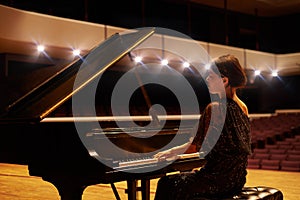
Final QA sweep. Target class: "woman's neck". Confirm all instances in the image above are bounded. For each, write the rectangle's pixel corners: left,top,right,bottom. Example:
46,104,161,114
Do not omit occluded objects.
225,85,235,99
232,90,249,116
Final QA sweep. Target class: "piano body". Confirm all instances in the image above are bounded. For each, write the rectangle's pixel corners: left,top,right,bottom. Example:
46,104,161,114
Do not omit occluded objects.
0,28,207,200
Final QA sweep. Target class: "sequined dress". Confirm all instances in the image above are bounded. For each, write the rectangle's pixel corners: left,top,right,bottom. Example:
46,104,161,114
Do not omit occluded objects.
154,98,251,200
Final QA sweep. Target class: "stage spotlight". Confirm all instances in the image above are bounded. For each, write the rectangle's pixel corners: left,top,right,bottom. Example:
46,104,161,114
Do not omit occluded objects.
204,64,210,70
37,45,45,52
272,70,278,77
161,59,168,65
73,49,81,56
254,70,261,76
134,56,142,63
183,62,190,68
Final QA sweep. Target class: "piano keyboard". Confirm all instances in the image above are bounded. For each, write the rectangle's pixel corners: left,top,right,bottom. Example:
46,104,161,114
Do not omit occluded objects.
114,152,200,170
177,152,200,160
118,157,158,168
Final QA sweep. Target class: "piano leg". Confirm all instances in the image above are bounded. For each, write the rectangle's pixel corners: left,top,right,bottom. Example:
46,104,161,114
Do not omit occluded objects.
141,179,150,200
126,179,151,200
126,180,137,200
42,175,99,200
111,183,121,200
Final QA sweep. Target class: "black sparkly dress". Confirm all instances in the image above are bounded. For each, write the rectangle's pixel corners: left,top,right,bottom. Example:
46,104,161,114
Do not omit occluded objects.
154,98,251,200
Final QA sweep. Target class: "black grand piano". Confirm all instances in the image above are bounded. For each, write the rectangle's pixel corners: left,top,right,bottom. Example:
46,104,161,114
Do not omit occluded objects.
0,28,207,200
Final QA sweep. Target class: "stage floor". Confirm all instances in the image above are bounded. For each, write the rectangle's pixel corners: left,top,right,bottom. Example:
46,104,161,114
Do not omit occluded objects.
0,163,299,200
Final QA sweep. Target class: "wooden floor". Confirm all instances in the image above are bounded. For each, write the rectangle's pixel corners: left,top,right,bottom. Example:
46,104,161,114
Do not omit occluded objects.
0,163,299,200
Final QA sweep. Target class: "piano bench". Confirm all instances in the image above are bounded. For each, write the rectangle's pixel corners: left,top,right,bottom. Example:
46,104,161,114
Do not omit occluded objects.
191,186,283,200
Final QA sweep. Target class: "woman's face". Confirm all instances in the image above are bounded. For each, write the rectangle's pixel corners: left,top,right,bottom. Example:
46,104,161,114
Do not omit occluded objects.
205,69,225,94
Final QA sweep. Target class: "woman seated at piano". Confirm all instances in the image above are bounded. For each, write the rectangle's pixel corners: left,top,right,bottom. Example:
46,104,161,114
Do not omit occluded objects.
154,54,251,200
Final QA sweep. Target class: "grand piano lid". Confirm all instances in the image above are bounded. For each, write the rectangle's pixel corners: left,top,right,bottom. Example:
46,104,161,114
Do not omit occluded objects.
0,27,155,122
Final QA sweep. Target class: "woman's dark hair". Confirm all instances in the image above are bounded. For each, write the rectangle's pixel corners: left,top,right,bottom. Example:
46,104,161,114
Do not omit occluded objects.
211,54,247,88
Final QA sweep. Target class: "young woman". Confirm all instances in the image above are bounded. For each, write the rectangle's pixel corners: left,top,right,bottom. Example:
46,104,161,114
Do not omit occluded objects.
154,54,251,199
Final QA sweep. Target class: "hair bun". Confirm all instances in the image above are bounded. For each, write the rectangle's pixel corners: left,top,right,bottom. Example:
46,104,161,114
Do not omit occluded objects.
213,54,247,87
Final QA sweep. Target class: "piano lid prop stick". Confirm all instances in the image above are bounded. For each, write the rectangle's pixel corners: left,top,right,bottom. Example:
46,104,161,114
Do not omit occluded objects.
133,65,160,126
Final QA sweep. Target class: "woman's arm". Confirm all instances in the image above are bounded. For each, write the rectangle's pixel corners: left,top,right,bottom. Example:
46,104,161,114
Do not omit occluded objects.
153,138,195,160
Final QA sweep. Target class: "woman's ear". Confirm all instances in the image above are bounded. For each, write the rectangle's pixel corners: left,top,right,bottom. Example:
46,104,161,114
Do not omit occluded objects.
222,76,229,87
